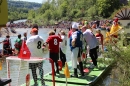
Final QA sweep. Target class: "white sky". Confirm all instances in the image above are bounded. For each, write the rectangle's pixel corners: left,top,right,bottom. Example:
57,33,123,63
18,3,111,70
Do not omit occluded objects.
20,0,46,3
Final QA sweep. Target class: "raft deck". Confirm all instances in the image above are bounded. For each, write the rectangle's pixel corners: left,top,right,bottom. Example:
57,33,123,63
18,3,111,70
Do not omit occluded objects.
21,57,111,86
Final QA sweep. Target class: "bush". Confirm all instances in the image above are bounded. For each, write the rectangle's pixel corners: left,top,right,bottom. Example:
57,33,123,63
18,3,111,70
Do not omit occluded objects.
103,31,130,85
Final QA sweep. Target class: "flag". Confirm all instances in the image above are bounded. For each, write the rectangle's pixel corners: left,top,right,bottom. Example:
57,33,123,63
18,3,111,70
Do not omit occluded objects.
64,62,70,78
18,41,31,59
0,62,2,70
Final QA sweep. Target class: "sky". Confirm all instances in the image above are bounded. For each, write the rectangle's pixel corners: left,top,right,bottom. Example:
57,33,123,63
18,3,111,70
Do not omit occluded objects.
20,0,46,3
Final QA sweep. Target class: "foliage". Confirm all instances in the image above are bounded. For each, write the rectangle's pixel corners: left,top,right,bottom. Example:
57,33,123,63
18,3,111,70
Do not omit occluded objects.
128,1,130,6
26,0,129,25
7,0,129,25
7,0,42,21
102,29,130,85
97,0,122,18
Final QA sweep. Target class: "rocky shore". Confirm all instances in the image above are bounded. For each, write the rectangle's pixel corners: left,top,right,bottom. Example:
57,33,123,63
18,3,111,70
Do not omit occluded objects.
0,27,30,37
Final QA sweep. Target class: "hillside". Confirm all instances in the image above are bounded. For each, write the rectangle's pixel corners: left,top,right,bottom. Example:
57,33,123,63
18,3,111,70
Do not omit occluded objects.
27,0,129,26
7,0,42,21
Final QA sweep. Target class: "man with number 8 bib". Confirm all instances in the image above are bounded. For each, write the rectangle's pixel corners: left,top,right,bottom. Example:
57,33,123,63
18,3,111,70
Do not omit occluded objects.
45,31,62,75
26,28,45,86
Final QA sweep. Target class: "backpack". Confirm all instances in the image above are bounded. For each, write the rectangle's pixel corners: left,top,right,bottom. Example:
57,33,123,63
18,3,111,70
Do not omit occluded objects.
14,39,22,49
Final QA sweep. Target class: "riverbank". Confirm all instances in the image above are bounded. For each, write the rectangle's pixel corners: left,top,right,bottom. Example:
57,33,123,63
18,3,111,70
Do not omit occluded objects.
0,28,31,37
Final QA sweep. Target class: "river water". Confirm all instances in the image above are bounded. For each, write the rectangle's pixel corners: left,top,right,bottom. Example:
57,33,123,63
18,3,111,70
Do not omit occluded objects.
0,28,112,86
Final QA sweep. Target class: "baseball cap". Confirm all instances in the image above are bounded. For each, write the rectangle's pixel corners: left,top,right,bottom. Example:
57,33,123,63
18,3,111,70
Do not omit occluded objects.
72,23,78,29
31,28,38,33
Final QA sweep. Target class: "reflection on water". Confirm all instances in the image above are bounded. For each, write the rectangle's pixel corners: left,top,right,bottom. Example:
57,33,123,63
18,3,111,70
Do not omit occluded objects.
0,28,112,86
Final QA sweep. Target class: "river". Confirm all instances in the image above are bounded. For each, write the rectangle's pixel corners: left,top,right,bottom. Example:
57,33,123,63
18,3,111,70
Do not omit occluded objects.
0,27,113,86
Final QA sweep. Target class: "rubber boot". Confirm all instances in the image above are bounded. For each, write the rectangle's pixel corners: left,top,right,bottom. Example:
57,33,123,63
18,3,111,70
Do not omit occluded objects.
77,65,80,70
79,62,84,76
71,68,78,78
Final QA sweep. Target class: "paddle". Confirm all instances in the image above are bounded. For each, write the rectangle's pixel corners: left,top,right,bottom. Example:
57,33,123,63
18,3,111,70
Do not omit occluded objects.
104,28,123,51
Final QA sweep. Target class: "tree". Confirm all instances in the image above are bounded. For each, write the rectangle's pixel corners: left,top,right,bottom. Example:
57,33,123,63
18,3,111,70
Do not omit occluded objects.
97,0,121,18
59,1,68,17
28,10,35,20
42,10,52,21
119,0,128,5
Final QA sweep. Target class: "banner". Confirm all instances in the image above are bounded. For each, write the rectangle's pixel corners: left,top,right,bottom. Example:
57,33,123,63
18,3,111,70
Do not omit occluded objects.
0,0,8,26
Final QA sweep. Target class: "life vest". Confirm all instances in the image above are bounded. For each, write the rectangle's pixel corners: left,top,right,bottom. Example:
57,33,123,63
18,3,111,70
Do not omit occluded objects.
3,39,10,46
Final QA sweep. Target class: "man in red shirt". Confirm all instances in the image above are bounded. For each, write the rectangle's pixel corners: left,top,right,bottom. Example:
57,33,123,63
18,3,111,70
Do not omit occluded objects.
45,31,62,74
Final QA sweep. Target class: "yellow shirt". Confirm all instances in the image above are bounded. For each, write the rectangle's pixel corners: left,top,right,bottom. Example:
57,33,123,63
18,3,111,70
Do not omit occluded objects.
110,24,122,36
105,32,110,42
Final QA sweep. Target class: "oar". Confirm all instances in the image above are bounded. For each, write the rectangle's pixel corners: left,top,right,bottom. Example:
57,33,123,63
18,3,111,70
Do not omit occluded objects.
104,28,123,39
104,28,123,51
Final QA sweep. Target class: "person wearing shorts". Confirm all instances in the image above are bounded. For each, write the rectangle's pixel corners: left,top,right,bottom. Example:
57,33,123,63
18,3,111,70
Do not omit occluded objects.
26,28,45,86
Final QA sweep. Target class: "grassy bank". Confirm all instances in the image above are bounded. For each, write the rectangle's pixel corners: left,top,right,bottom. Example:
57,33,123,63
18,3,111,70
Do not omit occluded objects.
102,29,130,86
